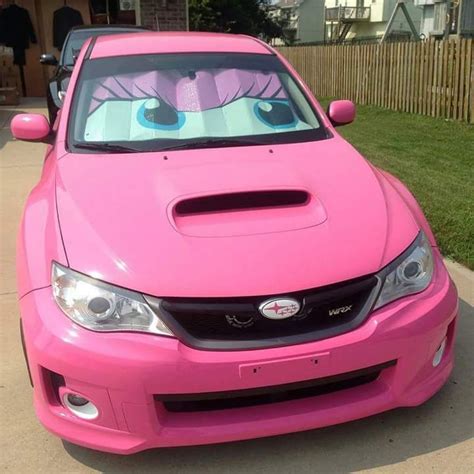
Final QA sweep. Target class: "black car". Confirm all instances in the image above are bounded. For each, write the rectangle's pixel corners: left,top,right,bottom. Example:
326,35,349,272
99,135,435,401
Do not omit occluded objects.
40,24,148,124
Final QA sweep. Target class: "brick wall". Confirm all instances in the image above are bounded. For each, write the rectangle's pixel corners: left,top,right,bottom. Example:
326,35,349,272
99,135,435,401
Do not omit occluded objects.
140,0,187,31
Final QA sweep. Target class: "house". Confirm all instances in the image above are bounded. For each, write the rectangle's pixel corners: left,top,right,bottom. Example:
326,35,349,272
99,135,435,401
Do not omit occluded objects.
415,0,474,38
299,0,327,42
267,0,301,44
89,0,188,30
324,0,422,42
268,0,325,44
139,0,188,31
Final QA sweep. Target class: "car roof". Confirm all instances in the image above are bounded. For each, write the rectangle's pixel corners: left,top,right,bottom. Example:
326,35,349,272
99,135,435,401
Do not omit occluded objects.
70,24,149,33
89,32,273,59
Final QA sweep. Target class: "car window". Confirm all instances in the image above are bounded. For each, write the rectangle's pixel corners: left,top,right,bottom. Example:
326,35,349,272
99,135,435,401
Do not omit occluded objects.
63,30,140,66
69,53,328,152
63,31,94,66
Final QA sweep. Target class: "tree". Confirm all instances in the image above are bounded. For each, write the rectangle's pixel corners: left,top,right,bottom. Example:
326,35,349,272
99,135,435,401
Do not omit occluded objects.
189,0,285,43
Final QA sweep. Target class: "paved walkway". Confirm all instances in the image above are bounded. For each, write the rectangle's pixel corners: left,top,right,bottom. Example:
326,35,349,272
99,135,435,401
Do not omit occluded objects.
1,100,473,473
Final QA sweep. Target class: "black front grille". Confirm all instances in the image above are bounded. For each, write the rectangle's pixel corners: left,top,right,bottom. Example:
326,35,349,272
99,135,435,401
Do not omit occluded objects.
145,274,379,350
156,360,395,413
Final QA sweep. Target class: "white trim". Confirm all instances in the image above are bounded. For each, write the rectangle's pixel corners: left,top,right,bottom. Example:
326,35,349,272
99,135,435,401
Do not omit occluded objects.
63,394,99,420
136,0,142,25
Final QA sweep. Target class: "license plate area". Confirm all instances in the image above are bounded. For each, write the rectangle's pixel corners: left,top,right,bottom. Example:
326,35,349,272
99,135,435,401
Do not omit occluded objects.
239,352,331,386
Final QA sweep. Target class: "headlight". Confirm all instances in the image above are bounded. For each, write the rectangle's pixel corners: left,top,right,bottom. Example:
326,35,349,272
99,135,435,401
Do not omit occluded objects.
374,231,434,310
52,263,173,336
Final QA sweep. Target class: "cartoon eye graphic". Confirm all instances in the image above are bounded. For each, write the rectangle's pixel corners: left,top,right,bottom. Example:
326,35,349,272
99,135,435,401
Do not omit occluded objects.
254,100,296,129
137,98,185,130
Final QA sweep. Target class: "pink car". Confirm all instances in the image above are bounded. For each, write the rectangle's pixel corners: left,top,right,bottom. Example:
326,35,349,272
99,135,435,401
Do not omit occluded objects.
13,32,458,454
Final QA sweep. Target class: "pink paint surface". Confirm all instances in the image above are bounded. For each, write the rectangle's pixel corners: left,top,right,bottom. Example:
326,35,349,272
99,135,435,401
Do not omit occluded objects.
11,113,50,141
328,100,356,125
14,32,458,454
21,254,458,453
54,137,419,297
90,32,272,59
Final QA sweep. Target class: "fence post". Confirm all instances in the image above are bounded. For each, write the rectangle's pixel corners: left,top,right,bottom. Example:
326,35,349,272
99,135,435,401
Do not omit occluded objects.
466,39,472,122
470,40,474,124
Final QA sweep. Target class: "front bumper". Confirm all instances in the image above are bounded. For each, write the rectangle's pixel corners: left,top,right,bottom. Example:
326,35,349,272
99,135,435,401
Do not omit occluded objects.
20,252,458,454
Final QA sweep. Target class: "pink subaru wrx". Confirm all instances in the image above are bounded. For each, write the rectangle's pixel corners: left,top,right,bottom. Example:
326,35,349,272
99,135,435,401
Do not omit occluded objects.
13,32,458,454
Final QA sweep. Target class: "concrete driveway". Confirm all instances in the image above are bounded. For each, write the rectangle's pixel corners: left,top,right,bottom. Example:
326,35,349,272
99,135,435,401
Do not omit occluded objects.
1,100,473,473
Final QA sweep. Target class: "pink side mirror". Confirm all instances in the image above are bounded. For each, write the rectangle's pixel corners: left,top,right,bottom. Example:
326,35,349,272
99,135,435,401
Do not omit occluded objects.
11,114,51,142
327,100,356,126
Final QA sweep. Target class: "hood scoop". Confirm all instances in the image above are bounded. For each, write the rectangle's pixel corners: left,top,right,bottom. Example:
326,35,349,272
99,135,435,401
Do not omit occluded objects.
175,190,310,216
169,189,327,237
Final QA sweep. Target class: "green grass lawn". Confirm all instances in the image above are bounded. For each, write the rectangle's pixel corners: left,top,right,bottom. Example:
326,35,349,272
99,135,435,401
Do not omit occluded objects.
319,100,474,269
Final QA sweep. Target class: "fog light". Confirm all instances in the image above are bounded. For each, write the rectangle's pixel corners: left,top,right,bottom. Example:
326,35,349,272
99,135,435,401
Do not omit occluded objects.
432,338,447,367
63,393,99,420
67,393,88,406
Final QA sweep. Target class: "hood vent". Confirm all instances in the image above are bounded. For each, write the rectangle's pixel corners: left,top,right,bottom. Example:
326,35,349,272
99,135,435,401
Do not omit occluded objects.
175,190,310,216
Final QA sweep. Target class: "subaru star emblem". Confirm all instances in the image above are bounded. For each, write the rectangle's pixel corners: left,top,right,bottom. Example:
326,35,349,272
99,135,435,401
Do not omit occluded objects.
259,298,301,320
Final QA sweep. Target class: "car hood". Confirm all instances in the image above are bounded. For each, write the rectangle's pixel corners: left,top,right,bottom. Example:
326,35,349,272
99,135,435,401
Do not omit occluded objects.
55,137,419,297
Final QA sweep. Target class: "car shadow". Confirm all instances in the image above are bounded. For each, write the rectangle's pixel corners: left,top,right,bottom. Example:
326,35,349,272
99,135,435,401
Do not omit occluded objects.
63,298,473,473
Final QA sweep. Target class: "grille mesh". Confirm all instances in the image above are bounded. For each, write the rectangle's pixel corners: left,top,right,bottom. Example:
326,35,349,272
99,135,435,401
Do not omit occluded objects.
156,360,395,413
146,274,378,350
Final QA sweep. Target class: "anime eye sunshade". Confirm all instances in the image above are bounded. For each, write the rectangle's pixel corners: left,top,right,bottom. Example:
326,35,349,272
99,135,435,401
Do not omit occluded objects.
83,69,313,142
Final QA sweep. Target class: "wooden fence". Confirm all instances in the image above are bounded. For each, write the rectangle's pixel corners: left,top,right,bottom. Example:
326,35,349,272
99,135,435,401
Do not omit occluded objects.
278,39,474,123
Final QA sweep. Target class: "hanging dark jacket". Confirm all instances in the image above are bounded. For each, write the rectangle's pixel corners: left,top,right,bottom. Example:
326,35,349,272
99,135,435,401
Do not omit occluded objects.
0,4,37,49
53,6,84,50
0,4,37,66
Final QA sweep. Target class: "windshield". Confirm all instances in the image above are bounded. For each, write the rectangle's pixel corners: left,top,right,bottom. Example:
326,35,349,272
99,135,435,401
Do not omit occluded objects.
63,30,139,66
68,53,327,152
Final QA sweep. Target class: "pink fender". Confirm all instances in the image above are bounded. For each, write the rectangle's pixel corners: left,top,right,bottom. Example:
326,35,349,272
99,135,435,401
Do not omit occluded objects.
378,169,437,247
17,151,68,298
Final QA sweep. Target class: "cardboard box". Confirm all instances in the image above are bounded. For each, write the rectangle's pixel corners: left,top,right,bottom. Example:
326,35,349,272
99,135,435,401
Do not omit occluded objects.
0,87,20,106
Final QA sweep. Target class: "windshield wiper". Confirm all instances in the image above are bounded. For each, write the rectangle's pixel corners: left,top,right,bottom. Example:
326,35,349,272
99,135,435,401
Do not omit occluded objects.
159,138,265,152
73,143,140,153
73,138,265,154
